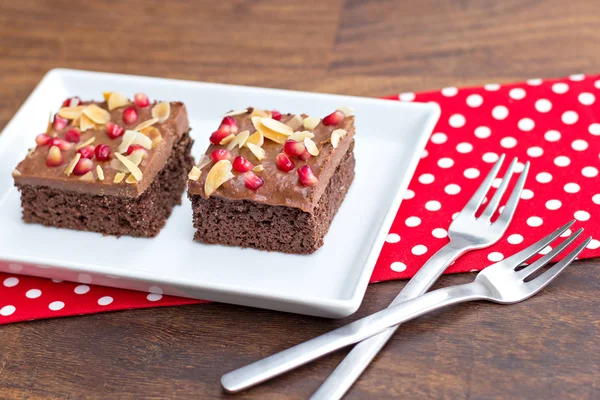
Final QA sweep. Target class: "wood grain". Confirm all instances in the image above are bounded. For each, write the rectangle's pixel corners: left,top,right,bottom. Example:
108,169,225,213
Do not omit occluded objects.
0,0,599,398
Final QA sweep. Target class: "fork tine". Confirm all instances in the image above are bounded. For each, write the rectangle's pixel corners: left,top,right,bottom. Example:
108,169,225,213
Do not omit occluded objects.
480,157,517,220
501,220,576,267
516,228,583,280
524,236,591,295
495,161,530,226
462,154,505,216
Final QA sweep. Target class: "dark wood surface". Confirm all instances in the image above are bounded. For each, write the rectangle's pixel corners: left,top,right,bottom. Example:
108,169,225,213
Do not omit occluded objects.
0,1,599,399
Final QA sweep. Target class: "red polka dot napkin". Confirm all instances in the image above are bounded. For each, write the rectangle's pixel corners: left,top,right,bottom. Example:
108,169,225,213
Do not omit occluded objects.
2,73,600,324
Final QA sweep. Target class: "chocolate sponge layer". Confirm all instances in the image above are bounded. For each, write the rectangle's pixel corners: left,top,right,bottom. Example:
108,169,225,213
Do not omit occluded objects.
17,132,194,238
190,141,355,254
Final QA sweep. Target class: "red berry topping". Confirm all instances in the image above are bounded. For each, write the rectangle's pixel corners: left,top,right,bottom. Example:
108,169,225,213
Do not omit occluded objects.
36,133,51,146
271,110,282,121
52,115,69,130
73,158,94,176
46,145,63,167
283,140,305,157
220,116,239,135
298,150,312,161
276,153,295,172
232,156,253,172
62,97,81,107
297,165,318,187
122,106,139,125
77,145,95,159
244,171,264,191
50,137,73,151
64,128,81,143
211,149,232,162
322,110,345,126
209,125,231,145
94,144,111,161
133,93,150,108
126,144,149,158
106,122,125,139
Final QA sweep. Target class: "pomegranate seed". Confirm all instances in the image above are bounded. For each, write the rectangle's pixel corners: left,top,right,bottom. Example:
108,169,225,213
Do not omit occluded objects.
232,156,253,172
322,110,345,126
211,149,232,162
283,140,305,157
62,97,81,107
220,116,239,134
64,128,81,143
298,150,312,161
52,115,69,130
122,106,139,125
209,125,231,145
50,137,73,151
73,158,94,176
94,144,112,161
35,133,51,146
126,144,149,158
46,146,63,167
77,145,95,159
271,110,282,121
298,165,318,187
133,93,150,108
276,153,295,172
106,122,125,139
244,171,264,191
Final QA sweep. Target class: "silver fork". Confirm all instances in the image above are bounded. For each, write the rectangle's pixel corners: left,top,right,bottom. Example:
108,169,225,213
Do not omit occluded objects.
221,221,589,393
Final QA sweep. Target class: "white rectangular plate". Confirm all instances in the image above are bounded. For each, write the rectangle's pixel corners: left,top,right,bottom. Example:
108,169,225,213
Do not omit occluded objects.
0,69,439,318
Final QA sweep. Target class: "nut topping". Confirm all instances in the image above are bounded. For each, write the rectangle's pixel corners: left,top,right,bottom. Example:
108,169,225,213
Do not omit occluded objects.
64,153,81,176
75,136,96,150
12,169,21,177
288,131,315,142
252,165,264,172
134,118,159,132
118,130,137,153
224,109,248,117
304,138,319,156
302,117,321,130
261,117,293,136
83,104,111,124
188,166,202,181
96,165,104,181
196,154,211,169
140,126,163,148
330,129,347,148
205,159,234,197
245,130,264,147
151,101,170,123
226,130,250,151
107,92,130,110
336,106,355,117
79,114,96,132
246,143,266,161
285,114,304,131
113,172,126,183
57,106,86,120
126,174,138,184
115,153,143,181
79,171,95,182
220,133,235,145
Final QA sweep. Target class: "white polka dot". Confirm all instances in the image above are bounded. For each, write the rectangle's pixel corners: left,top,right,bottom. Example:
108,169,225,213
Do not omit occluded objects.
564,183,581,193
452,212,459,220
518,118,535,131
464,168,480,179
561,229,573,238
527,216,543,227
474,126,491,139
491,178,502,189
492,106,509,120
403,189,415,200
554,156,571,167
456,142,473,153
449,114,466,128
579,92,595,105
527,78,543,85
466,94,483,107
437,157,454,168
0,305,16,316
390,262,407,272
78,273,92,284
593,194,600,204
574,210,590,221
589,123,600,136
539,246,552,255
488,252,504,262
572,139,588,151
526,147,543,157
48,301,64,311
569,74,585,81
420,149,428,159
431,132,447,144
544,130,561,142
582,166,599,178
399,92,415,101
74,285,90,295
507,234,524,244
536,172,552,184
411,245,428,256
8,264,23,272
482,152,499,163
586,239,600,250
595,80,600,89
441,87,458,97
432,228,448,239
500,137,517,148
535,99,552,113
386,233,400,243
25,289,42,299
147,294,163,302
3,277,18,287
444,184,461,195
563,111,580,125
405,216,421,227
546,199,562,210
509,88,526,100
552,82,569,94
418,173,434,184
425,200,442,211
521,189,534,200
98,296,114,306
484,83,500,91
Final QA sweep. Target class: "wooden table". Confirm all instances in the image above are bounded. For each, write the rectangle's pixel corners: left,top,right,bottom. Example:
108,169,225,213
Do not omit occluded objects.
1,1,599,398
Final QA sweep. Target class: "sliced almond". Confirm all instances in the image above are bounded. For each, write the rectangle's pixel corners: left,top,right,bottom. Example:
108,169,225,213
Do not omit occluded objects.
302,116,321,130
64,153,81,176
261,117,293,136
46,111,53,134
79,114,96,132
75,136,96,150
134,118,159,132
131,132,153,149
252,165,264,172
336,106,355,117
304,138,319,156
330,129,347,149
285,114,304,131
115,153,143,181
107,92,130,111
140,126,163,148
102,92,113,102
246,143,266,161
289,130,314,142
250,108,269,118
151,101,170,123
126,174,138,184
12,169,21,177
83,104,111,124
96,165,104,181
114,172,126,183
245,130,264,147
220,133,235,145
197,154,211,169
58,106,86,120
118,130,138,153
188,166,202,181
253,119,288,144
224,109,248,117
251,116,263,131
127,151,145,167
226,130,250,151
80,171,95,182
204,160,234,197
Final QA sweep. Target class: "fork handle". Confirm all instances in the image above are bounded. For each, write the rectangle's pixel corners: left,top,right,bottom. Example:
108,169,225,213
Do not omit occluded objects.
221,282,488,393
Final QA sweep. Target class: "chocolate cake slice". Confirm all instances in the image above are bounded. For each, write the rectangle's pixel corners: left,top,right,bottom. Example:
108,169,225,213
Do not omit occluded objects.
187,107,355,254
12,93,194,237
